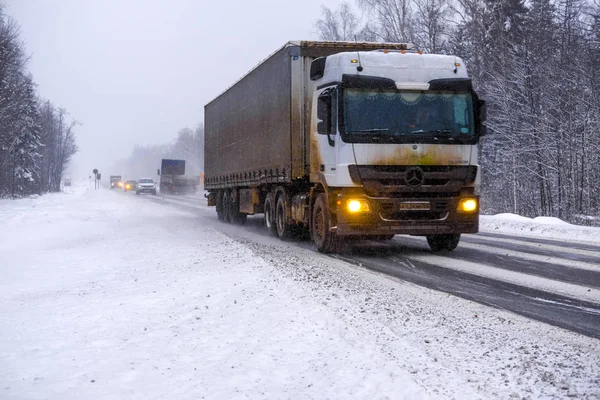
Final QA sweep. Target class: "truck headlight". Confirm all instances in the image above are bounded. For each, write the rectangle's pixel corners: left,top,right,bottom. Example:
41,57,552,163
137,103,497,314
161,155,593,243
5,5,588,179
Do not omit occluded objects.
346,199,371,213
457,198,478,213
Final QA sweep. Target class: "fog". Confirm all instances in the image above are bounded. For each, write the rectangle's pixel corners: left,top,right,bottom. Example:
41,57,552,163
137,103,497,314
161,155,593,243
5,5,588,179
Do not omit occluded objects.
4,0,341,179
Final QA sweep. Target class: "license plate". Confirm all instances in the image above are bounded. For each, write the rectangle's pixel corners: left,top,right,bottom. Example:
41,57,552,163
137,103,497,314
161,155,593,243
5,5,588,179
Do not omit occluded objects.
400,201,430,211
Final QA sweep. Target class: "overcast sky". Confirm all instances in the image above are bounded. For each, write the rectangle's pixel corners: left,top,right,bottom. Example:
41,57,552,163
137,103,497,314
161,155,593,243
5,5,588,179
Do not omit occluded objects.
4,0,342,178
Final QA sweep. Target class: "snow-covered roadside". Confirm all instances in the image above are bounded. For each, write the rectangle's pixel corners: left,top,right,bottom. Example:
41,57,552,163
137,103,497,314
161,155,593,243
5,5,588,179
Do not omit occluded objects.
481,213,600,245
0,186,428,400
243,242,600,399
1,186,599,399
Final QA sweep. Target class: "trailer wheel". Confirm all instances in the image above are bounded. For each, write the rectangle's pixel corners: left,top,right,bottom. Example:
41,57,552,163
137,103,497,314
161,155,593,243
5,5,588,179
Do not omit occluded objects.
222,190,232,223
426,234,460,252
275,194,293,239
311,193,342,253
264,193,276,234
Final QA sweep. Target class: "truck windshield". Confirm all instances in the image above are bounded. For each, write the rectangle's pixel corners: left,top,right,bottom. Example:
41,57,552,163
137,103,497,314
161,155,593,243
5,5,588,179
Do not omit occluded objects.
343,89,475,141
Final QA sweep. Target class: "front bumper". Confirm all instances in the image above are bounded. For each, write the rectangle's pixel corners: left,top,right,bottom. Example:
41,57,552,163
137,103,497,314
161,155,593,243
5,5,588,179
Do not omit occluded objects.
137,187,156,193
335,193,479,236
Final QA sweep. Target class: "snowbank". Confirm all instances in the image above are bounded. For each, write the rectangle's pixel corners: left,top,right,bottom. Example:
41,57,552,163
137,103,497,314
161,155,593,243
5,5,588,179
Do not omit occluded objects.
481,213,600,244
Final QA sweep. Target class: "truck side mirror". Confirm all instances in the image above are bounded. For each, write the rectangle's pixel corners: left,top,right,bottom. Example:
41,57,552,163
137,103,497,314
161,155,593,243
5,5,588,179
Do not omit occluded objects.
317,91,335,146
157,169,161,176
476,99,487,137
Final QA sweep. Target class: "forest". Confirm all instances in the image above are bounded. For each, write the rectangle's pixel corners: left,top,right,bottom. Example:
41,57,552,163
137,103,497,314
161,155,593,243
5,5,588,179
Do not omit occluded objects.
0,6,77,197
316,0,600,224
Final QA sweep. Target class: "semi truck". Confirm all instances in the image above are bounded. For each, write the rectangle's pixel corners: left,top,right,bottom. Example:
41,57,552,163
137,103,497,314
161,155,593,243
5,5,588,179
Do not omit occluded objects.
110,175,122,189
204,41,486,253
158,159,200,194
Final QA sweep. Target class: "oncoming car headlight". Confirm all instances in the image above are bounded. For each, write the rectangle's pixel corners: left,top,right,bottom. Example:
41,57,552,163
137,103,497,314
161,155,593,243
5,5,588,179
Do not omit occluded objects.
457,198,478,213
345,199,371,213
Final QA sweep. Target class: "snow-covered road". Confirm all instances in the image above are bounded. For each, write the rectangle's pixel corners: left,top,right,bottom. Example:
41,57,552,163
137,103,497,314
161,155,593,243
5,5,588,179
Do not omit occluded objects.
1,185,599,399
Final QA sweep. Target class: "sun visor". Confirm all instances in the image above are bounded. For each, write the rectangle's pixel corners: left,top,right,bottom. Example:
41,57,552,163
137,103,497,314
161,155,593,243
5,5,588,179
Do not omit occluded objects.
428,78,473,92
341,74,396,90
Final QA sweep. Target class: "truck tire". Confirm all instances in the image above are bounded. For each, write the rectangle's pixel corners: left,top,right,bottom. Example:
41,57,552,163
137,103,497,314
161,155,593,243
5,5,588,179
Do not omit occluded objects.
311,193,342,253
275,194,293,239
426,234,460,252
222,190,232,223
264,193,276,234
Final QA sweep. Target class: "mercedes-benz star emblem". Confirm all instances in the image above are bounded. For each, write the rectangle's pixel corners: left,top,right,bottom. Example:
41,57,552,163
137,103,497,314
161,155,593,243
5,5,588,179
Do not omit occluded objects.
405,167,425,186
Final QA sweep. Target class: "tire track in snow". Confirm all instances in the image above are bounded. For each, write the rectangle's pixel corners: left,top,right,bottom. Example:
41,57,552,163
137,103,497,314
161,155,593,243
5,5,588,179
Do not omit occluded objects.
332,250,600,339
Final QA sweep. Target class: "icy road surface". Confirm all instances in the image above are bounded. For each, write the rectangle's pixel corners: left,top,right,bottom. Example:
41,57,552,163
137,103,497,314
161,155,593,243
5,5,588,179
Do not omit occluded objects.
1,185,599,399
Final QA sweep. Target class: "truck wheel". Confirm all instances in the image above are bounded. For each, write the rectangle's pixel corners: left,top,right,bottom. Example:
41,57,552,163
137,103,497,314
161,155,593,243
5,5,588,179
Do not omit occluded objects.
311,193,342,253
275,194,293,239
264,194,276,234
222,190,232,223
426,234,460,252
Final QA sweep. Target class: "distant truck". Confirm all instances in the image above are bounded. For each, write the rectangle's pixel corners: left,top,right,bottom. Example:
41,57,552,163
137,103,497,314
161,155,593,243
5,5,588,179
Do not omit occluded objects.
63,178,72,187
158,159,200,194
110,175,122,189
204,41,486,253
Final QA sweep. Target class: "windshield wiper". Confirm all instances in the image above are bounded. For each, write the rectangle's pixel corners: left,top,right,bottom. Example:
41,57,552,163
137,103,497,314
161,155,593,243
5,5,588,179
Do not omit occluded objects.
410,128,455,134
351,128,390,133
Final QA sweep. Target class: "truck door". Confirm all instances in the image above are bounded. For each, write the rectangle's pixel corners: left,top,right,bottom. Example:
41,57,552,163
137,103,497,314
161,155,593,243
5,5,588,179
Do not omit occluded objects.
313,87,338,182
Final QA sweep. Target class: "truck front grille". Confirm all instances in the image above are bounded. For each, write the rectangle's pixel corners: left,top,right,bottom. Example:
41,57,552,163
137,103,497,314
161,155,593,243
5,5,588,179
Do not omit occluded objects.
348,165,477,196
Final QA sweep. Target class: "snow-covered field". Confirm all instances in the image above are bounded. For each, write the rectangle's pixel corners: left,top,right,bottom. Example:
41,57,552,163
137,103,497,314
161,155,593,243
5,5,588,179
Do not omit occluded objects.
1,185,599,399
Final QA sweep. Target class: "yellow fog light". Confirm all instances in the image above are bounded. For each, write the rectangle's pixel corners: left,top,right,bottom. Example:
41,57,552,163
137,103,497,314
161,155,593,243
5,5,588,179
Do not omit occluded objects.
458,198,478,213
347,199,371,213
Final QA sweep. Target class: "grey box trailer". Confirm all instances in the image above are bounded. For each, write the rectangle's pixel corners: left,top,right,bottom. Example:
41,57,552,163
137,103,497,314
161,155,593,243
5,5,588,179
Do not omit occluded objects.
204,41,413,189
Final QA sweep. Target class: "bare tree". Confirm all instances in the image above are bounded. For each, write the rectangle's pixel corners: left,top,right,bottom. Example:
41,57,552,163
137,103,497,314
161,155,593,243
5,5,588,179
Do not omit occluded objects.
315,2,361,41
358,0,415,43
412,0,452,52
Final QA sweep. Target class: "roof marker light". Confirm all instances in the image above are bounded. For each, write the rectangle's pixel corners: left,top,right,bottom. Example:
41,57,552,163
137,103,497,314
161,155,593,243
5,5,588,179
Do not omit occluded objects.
401,50,406,54
351,59,358,63
455,62,461,67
